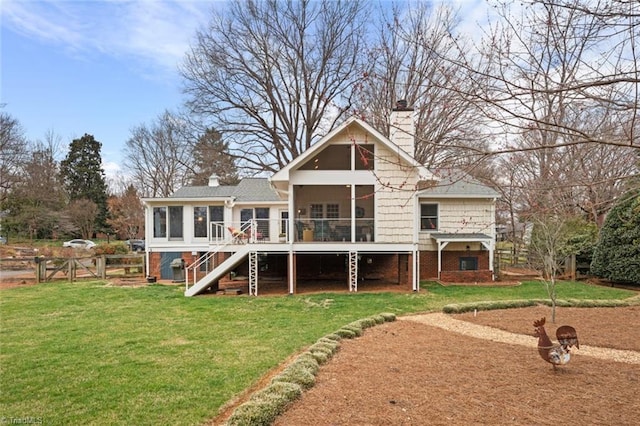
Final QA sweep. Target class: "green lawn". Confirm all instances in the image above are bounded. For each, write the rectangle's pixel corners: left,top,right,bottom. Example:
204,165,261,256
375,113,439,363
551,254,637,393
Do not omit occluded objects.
0,281,634,425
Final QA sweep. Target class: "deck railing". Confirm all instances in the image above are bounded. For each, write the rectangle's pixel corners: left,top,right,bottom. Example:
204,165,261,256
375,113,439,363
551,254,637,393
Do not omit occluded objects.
209,218,376,244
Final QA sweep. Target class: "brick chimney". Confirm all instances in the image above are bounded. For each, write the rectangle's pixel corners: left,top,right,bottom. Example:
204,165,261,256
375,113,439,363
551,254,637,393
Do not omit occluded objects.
208,175,220,187
389,100,415,158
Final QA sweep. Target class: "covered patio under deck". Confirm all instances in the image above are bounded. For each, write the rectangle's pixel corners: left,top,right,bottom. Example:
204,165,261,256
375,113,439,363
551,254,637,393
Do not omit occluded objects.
190,242,417,296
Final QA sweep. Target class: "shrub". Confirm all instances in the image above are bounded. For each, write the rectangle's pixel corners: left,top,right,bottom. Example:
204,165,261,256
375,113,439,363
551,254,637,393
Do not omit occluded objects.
309,341,338,356
251,381,302,405
94,242,129,255
226,401,270,426
340,325,362,337
352,317,377,329
372,314,386,324
591,191,640,284
309,351,329,364
442,298,633,314
380,312,397,322
290,353,320,374
443,300,536,314
322,333,342,341
334,328,357,339
227,377,303,425
318,336,341,345
271,366,316,389
563,298,630,308
269,352,319,390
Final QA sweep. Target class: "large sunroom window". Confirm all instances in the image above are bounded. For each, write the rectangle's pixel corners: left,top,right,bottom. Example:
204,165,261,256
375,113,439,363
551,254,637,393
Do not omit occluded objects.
169,206,183,239
194,207,207,238
153,207,167,238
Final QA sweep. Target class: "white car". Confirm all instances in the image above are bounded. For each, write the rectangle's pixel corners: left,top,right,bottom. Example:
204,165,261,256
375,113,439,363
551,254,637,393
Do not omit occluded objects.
63,239,97,249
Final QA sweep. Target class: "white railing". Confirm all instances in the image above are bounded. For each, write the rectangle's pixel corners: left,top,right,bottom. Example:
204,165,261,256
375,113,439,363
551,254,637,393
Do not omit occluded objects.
185,245,220,292
208,218,376,244
292,218,375,242
210,220,270,244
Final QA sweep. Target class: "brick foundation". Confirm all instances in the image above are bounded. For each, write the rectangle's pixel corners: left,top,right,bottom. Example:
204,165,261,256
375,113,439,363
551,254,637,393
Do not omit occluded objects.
440,270,493,282
419,250,493,282
419,251,439,280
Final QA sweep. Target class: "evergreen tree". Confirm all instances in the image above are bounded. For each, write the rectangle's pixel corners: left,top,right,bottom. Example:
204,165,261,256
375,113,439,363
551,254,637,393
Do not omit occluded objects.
190,128,238,186
59,134,110,233
591,191,640,284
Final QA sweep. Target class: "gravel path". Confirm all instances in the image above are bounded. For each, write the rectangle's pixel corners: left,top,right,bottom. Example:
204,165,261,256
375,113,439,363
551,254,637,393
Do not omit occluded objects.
400,312,640,364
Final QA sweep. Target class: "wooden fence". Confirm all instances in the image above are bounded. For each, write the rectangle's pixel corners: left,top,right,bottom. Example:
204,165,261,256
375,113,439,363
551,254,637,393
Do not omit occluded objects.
31,254,146,283
495,247,584,280
495,246,530,267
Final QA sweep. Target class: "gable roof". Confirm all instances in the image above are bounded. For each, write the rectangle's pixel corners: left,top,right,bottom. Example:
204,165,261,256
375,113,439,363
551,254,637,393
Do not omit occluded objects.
168,178,282,202
417,169,500,199
270,116,434,183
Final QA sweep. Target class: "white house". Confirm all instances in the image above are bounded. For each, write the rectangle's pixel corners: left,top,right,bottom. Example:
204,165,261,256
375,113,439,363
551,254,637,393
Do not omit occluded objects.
142,103,499,296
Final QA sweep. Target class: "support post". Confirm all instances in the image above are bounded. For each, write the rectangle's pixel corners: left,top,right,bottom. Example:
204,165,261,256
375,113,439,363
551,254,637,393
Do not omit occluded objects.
349,251,358,292
288,251,296,294
35,257,43,283
68,258,75,283
98,255,106,279
411,246,420,291
248,251,258,296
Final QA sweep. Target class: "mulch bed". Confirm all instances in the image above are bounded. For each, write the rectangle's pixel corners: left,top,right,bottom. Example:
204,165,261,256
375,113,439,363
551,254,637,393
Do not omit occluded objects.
271,306,640,426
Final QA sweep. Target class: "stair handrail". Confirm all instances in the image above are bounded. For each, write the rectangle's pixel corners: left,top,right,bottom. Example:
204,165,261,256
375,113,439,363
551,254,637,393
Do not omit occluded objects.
185,242,225,292
184,221,257,292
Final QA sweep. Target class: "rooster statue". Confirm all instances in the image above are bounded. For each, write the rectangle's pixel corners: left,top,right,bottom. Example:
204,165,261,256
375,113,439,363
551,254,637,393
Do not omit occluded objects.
533,317,579,369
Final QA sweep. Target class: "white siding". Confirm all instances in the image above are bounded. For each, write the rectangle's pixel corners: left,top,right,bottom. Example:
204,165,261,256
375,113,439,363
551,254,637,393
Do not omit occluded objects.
389,109,414,157
418,198,496,250
374,143,419,242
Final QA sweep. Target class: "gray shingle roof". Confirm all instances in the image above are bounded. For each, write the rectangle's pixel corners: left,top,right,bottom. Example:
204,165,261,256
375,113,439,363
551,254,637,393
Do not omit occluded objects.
417,169,500,198
170,178,282,202
430,232,493,241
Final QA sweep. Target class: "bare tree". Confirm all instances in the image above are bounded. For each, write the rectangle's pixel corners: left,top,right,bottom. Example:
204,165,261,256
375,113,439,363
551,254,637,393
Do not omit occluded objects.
459,0,640,239
2,131,70,240
181,0,369,173
527,212,596,321
107,185,144,240
68,199,98,239
0,111,28,205
124,110,192,197
355,2,489,170
558,139,637,226
464,0,639,151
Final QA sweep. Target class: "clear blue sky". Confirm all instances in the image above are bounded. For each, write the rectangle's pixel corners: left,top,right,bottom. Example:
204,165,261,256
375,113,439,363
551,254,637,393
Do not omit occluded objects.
1,0,488,181
1,0,215,179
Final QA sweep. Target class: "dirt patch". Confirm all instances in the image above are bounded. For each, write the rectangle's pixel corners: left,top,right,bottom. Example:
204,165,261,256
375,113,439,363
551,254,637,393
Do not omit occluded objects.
270,306,640,426
452,305,640,352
